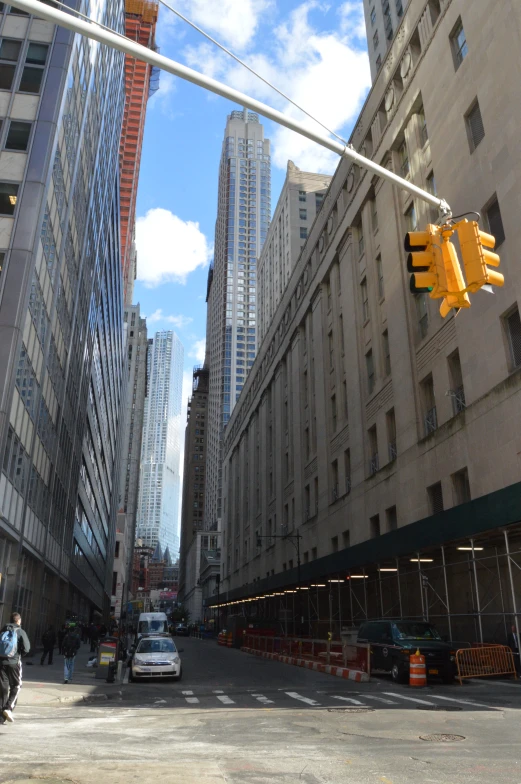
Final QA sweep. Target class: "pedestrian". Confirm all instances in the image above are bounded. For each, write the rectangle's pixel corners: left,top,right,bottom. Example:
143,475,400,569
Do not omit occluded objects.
40,624,56,665
57,624,66,655
0,611,31,724
89,623,98,653
62,624,81,684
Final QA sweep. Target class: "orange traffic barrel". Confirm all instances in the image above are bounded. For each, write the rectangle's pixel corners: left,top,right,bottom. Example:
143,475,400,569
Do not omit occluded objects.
409,649,427,687
227,633,233,648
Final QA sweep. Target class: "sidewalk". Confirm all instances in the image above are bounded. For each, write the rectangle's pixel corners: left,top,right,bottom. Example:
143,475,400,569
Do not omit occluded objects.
20,642,123,706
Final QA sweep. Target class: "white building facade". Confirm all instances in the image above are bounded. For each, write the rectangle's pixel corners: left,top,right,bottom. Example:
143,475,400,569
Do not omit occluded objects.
204,110,271,526
137,330,184,556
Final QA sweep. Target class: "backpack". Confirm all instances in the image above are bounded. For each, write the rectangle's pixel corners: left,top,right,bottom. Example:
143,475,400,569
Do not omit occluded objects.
0,627,18,659
63,633,79,658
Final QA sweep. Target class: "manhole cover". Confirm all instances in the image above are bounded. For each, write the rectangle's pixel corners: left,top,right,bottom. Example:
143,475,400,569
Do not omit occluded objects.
417,706,462,711
419,734,465,742
327,707,375,713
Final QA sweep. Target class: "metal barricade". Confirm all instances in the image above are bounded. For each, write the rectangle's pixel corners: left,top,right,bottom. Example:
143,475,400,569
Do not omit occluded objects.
455,644,517,684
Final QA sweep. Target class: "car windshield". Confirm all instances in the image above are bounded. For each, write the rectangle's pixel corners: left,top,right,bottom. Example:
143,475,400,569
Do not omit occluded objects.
392,622,442,641
138,620,167,634
137,638,176,653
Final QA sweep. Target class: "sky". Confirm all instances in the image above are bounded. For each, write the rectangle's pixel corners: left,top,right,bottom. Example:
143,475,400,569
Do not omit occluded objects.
132,0,372,521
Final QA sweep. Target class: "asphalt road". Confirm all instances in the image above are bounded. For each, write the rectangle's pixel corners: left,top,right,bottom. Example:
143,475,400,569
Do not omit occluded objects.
3,637,521,784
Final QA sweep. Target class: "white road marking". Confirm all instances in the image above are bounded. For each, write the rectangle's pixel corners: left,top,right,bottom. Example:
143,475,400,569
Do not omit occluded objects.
363,695,399,704
384,692,436,705
213,690,224,694
429,694,502,710
251,693,275,705
182,690,199,704
217,695,235,705
285,691,321,706
331,696,366,705
182,690,194,695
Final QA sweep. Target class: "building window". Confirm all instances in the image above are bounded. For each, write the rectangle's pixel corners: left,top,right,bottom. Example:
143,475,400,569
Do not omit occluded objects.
358,225,365,257
361,278,369,321
386,505,397,531
328,330,334,368
452,467,471,505
371,199,378,232
485,197,505,247
399,141,410,177
299,190,306,202
331,394,337,432
376,255,384,299
405,203,417,231
373,29,379,50
386,407,396,460
314,477,319,514
366,350,375,394
299,226,308,239
421,374,437,435
0,182,19,216
418,107,428,146
450,17,468,69
19,43,49,94
5,121,31,151
299,208,307,220
427,481,444,514
382,330,391,376
466,100,485,152
376,54,382,70
370,514,380,538
343,530,351,548
305,484,310,518
332,459,339,500
331,536,339,552
416,293,429,339
448,350,466,414
368,425,378,475
0,38,22,90
505,307,521,369
370,5,376,24
426,171,437,196
395,0,403,16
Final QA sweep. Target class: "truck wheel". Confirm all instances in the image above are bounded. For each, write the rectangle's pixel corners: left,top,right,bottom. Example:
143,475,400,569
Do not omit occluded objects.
391,661,407,684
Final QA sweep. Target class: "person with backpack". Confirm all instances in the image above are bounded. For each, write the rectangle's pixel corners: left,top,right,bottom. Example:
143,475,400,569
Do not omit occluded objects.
62,624,81,684
0,611,31,723
40,624,56,665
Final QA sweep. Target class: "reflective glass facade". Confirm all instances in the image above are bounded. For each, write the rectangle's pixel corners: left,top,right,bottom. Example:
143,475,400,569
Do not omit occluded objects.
0,0,126,639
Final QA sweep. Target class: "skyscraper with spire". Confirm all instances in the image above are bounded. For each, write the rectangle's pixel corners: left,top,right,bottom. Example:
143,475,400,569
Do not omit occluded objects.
204,110,271,527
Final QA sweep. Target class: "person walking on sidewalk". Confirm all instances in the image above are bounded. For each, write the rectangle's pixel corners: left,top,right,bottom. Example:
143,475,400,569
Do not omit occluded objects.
40,624,56,665
62,625,81,684
0,612,31,724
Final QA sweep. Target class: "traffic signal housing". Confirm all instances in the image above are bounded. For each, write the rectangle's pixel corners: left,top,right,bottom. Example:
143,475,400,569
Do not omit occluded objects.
456,219,504,293
405,225,444,295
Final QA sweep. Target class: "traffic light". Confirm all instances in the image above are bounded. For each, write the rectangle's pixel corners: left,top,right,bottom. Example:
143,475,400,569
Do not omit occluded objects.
438,226,470,317
404,225,442,295
456,219,504,293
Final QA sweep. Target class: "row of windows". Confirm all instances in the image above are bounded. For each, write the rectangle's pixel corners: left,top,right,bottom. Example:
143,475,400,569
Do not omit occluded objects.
0,38,49,94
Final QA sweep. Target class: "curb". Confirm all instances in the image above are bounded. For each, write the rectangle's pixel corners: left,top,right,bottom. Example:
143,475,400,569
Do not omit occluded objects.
240,646,369,682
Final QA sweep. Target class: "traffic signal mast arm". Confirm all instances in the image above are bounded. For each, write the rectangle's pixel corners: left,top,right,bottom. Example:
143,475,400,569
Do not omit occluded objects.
8,0,451,220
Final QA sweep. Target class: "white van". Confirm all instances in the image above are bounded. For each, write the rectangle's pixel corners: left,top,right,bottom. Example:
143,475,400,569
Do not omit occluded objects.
137,612,170,639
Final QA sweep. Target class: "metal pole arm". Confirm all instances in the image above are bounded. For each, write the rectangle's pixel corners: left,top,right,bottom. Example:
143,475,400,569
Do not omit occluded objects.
9,0,451,216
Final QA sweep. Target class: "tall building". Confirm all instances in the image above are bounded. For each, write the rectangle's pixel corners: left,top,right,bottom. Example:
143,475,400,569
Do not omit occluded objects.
257,161,331,345
0,0,126,638
204,110,271,527
137,331,183,556
119,0,159,305
363,0,410,81
214,0,521,645
178,364,212,622
113,305,148,619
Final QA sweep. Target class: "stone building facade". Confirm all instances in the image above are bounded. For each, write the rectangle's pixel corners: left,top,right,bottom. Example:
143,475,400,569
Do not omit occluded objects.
215,0,521,643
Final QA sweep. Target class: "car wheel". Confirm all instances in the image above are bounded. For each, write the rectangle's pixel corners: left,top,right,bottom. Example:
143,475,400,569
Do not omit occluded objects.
391,661,407,684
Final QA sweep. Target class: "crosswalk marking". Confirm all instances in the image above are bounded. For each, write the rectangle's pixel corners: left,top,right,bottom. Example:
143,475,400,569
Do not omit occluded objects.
182,690,200,704
213,690,224,694
285,691,321,706
430,694,500,710
217,695,235,705
384,692,436,706
363,695,398,705
331,696,366,705
251,693,275,705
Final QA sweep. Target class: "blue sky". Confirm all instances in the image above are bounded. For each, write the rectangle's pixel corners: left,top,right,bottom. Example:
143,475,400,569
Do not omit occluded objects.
133,0,372,407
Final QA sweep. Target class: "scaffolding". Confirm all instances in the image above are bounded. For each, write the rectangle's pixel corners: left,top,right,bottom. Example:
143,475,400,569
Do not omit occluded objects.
219,524,521,647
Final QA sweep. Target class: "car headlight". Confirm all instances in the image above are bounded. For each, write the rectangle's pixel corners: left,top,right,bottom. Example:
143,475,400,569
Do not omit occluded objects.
173,656,180,664
450,655,456,662
134,656,145,664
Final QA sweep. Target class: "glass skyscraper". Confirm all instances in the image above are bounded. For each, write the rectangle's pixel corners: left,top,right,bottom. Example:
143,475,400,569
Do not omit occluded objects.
137,331,184,557
0,1,126,636
204,109,271,525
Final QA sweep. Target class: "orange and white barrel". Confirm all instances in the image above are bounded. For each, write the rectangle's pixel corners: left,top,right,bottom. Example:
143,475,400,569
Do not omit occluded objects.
409,649,427,687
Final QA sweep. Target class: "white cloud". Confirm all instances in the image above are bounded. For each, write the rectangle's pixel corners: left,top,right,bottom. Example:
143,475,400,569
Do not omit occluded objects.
174,0,273,50
189,338,206,364
181,1,371,174
136,208,213,287
146,309,193,329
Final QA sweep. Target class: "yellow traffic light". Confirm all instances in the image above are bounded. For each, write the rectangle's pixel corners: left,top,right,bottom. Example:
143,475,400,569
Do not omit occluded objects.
438,227,470,316
456,219,504,293
405,225,444,295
